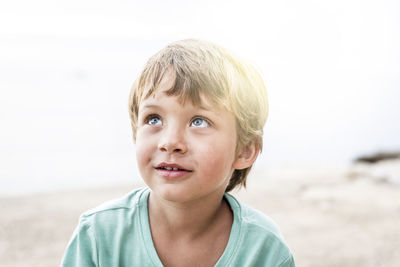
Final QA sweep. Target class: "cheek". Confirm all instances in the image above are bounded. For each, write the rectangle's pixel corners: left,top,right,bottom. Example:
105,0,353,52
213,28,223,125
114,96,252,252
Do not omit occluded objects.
135,134,153,168
197,138,237,176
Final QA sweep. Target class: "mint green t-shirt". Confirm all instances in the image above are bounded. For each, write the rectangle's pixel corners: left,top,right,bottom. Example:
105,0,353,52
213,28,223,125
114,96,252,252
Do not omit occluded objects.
61,187,294,267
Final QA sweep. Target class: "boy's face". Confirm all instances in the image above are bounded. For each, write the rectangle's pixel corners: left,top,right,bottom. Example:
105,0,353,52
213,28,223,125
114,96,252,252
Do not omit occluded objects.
135,73,243,203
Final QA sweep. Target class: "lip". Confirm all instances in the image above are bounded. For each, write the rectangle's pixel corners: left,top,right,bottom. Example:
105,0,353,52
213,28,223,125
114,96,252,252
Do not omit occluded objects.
155,162,192,179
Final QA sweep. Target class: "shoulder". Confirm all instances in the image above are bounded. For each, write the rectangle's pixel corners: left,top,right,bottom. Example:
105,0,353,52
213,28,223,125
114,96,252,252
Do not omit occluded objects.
225,193,294,266
225,193,283,238
62,187,152,266
83,187,148,215
78,187,149,228
240,201,283,238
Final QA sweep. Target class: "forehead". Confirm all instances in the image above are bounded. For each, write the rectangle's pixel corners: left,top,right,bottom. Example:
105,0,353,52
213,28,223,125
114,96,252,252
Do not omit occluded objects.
139,70,224,111
139,88,216,113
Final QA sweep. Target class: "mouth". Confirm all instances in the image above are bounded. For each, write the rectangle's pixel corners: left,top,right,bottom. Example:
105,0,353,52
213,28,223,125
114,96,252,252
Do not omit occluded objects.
155,163,193,173
156,166,188,171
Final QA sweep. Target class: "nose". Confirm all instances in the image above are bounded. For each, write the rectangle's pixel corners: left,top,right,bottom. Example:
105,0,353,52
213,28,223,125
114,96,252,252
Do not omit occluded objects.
157,126,188,154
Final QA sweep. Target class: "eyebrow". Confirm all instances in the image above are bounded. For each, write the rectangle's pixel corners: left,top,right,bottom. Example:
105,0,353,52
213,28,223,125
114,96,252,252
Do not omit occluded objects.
197,104,212,111
140,102,213,112
140,104,162,110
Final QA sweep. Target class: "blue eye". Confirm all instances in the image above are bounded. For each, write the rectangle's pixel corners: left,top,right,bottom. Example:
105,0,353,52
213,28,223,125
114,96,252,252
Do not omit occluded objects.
147,115,162,125
191,117,209,128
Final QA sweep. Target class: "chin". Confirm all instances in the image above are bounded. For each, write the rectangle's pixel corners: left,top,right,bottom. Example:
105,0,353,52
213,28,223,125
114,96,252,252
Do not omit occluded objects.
150,185,193,203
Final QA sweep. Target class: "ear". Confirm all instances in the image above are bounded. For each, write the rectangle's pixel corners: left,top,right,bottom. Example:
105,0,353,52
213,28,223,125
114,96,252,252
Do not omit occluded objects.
232,143,260,170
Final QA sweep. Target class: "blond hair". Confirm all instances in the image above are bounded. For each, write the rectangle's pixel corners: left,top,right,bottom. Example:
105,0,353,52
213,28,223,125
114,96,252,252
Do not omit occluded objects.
128,39,268,192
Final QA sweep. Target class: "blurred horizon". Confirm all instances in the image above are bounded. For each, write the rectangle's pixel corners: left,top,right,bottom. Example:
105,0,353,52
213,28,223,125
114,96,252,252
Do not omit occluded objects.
1,0,399,195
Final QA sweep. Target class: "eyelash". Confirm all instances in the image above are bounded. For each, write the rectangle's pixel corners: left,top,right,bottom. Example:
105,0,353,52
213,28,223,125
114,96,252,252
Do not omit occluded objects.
190,116,211,127
144,114,162,125
142,114,212,127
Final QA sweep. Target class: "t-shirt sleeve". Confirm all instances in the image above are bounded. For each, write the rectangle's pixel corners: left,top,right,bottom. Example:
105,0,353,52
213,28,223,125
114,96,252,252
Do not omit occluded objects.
61,216,98,267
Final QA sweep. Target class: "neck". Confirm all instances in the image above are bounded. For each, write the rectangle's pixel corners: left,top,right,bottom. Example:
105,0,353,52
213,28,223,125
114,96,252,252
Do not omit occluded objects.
148,191,232,240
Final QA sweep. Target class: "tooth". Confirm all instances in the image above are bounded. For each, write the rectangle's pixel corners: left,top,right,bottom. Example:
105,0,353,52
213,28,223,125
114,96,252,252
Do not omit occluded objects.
166,167,172,171
173,167,178,171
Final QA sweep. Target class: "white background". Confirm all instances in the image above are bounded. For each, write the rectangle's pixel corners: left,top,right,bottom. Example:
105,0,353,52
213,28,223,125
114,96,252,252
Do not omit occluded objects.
0,0,399,194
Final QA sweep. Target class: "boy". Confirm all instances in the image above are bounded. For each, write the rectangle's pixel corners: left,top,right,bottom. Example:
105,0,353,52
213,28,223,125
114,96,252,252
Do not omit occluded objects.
61,39,295,266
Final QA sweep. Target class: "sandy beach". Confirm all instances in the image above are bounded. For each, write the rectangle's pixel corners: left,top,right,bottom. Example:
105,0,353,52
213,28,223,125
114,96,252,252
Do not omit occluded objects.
1,165,399,267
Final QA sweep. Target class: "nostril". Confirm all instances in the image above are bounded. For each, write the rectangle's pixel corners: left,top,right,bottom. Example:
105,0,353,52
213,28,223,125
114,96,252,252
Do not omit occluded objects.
158,142,187,154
